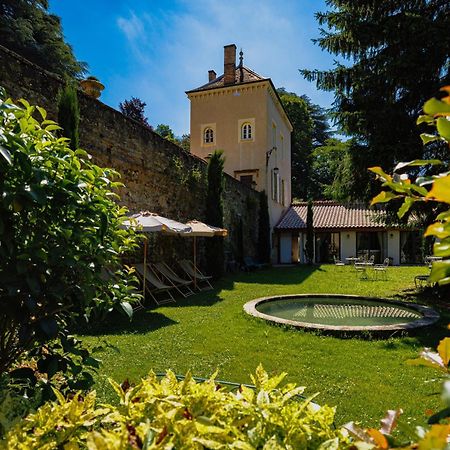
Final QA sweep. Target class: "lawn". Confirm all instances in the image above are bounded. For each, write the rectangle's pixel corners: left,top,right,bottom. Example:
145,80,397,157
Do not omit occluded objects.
81,264,448,430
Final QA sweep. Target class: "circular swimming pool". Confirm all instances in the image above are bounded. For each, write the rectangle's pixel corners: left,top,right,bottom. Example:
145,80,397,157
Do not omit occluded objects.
244,294,439,333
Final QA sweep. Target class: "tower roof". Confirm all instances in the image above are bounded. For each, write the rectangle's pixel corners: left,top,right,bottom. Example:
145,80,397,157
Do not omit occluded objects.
186,66,268,94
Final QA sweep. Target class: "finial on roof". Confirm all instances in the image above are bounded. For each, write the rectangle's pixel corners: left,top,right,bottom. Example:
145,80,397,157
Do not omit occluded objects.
239,48,244,67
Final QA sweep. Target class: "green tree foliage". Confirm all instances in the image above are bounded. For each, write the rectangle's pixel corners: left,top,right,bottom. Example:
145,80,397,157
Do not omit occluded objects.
177,133,190,152
0,91,140,375
205,150,225,279
310,138,352,200
0,0,87,78
155,123,176,142
302,0,450,200
371,88,450,285
257,190,270,263
278,89,314,200
278,89,331,200
57,83,79,150
305,200,314,264
118,97,152,129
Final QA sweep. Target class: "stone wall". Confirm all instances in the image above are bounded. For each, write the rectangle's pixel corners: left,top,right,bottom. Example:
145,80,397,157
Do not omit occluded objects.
0,44,260,268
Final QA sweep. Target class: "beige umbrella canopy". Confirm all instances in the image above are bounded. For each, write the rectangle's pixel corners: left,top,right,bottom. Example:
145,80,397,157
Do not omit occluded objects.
122,211,192,299
181,220,228,288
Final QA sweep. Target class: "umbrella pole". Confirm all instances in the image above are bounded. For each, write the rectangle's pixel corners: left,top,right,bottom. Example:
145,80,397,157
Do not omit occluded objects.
193,236,197,290
143,238,148,301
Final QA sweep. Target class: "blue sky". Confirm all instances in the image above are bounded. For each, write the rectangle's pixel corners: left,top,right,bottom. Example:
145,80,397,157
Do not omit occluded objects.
49,0,336,137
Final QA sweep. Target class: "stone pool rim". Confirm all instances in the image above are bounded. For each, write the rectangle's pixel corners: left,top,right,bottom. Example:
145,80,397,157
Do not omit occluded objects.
243,294,440,333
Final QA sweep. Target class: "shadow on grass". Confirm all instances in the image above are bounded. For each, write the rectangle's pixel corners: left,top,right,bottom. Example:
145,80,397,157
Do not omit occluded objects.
78,311,178,337
229,264,322,286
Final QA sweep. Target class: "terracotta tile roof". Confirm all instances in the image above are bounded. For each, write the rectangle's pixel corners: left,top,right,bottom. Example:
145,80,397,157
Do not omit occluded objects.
276,201,387,231
186,66,267,93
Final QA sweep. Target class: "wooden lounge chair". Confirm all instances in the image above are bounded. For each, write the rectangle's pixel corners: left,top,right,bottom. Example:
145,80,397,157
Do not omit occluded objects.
152,262,195,298
178,259,213,291
134,263,176,305
333,256,345,266
242,256,265,271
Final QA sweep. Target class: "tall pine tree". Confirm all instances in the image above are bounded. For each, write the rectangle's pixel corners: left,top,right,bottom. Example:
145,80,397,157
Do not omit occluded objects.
302,0,450,200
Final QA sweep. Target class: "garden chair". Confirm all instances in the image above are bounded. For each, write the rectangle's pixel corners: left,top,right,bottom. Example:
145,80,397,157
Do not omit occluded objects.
152,262,195,298
134,263,176,305
333,256,345,266
373,258,390,280
242,256,265,271
178,260,213,291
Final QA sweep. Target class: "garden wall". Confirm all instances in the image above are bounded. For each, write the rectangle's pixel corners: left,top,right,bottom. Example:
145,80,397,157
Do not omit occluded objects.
0,44,260,267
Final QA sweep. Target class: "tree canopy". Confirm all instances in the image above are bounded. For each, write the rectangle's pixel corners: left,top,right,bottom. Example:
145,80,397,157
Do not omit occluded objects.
0,0,87,78
277,89,331,200
119,97,152,129
302,0,450,200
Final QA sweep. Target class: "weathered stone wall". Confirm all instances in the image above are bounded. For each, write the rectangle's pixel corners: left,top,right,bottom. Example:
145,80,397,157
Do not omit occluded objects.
0,44,260,268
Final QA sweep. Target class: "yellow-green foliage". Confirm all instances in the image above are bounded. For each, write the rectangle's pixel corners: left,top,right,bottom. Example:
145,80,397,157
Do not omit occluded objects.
2,366,349,449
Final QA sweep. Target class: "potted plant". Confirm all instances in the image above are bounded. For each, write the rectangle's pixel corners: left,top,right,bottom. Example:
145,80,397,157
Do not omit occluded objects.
79,76,105,99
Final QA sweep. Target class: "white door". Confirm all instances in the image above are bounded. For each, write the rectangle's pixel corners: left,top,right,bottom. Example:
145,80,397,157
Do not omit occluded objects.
280,233,292,264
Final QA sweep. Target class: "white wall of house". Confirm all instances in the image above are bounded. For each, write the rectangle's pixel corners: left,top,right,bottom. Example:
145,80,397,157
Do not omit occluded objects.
340,231,356,260
280,232,292,263
387,230,400,265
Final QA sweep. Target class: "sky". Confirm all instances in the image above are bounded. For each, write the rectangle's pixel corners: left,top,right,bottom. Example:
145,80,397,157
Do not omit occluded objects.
49,0,336,137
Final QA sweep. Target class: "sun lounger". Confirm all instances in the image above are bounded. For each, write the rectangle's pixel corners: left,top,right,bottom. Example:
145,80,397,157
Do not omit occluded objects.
135,263,176,305
242,256,266,271
152,262,195,298
178,259,213,291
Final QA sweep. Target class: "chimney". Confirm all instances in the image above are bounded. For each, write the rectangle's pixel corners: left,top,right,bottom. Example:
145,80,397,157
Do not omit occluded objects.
223,44,236,85
208,70,216,82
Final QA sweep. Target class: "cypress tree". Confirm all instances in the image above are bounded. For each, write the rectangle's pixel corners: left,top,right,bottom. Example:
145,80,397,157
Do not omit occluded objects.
58,83,80,150
205,150,224,279
257,191,271,263
305,200,314,264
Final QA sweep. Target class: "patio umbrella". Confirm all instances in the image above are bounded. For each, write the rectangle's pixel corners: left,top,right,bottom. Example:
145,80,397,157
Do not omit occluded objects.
181,220,228,288
122,211,192,299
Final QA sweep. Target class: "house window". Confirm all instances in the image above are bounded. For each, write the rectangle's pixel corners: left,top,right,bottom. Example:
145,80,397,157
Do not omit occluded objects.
241,123,252,140
240,174,253,188
271,170,280,202
204,127,214,144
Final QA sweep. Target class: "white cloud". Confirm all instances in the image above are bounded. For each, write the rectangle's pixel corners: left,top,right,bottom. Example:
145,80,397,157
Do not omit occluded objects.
111,0,334,136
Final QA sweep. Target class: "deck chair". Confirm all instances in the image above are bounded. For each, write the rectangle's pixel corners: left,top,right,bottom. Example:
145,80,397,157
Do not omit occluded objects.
152,262,195,298
134,263,176,305
178,259,213,291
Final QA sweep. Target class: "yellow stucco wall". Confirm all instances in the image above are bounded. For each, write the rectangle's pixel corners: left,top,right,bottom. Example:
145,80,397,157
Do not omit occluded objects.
188,80,292,235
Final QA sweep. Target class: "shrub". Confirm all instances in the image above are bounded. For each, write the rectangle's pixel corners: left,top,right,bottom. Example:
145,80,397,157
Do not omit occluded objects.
1,366,349,449
257,191,271,263
57,82,80,150
206,150,225,279
0,90,141,375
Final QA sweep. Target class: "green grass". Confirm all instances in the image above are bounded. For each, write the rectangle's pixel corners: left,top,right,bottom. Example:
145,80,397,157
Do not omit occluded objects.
81,265,448,429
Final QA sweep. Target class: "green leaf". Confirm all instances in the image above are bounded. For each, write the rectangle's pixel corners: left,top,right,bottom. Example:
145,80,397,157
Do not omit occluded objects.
423,97,450,116
436,117,450,141
429,260,450,284
420,133,440,145
426,175,450,204
0,145,12,165
437,338,450,366
398,197,415,219
368,166,392,182
371,191,399,205
120,302,133,319
394,160,442,172
417,114,434,125
433,240,450,258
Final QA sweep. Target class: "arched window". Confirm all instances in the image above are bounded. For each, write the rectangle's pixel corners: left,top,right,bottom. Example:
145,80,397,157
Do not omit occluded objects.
204,127,214,144
241,123,252,140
